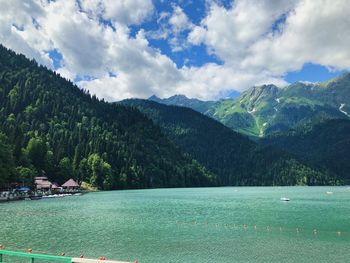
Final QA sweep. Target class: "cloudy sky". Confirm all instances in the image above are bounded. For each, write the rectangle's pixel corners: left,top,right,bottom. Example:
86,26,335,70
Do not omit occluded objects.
0,0,349,101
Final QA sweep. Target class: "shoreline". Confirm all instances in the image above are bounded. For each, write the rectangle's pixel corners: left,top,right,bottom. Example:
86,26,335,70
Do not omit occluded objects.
0,190,85,203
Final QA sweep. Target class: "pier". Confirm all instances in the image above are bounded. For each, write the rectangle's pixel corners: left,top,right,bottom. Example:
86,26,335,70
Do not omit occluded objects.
0,249,135,263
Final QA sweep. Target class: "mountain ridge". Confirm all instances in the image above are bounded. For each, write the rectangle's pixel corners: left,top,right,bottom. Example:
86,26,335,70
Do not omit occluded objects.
150,73,350,136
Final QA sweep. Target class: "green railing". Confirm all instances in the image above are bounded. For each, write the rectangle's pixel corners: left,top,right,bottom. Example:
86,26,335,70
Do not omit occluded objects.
0,249,71,262
0,249,132,263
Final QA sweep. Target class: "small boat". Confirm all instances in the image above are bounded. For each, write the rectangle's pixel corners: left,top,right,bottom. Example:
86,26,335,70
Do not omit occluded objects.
280,197,290,202
326,191,333,195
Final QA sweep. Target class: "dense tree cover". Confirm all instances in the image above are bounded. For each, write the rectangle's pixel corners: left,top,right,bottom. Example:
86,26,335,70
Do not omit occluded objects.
121,99,337,186
0,45,215,190
0,133,16,187
261,119,350,184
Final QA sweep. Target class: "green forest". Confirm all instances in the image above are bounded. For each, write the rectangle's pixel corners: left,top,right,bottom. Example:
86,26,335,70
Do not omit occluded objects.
122,99,338,186
0,45,215,190
261,119,350,184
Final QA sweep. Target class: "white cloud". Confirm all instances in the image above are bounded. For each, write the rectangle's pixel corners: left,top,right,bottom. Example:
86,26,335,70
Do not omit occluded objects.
147,4,193,52
0,0,350,101
79,29,184,100
78,0,154,26
0,0,52,66
169,5,192,34
189,0,296,65
189,0,350,83
242,0,350,73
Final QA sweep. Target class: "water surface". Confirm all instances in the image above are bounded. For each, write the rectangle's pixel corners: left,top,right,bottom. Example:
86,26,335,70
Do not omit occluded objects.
1,187,349,262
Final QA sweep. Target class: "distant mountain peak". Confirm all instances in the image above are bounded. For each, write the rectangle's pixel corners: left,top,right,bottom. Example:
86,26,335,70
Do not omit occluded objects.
147,94,215,114
148,94,161,100
170,94,189,99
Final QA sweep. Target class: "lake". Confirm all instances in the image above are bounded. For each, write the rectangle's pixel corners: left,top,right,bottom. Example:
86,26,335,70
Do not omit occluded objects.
1,187,350,262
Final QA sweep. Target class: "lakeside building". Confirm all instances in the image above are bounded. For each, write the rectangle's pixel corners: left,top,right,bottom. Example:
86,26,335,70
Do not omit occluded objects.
34,177,52,191
62,179,79,191
51,182,61,191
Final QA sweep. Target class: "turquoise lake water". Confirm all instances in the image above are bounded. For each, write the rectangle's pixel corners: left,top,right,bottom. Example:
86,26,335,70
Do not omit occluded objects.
0,187,350,262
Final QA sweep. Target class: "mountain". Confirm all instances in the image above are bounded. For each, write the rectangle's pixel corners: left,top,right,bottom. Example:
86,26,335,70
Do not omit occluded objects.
151,76,350,137
121,99,337,186
0,44,215,190
149,94,216,114
261,119,350,184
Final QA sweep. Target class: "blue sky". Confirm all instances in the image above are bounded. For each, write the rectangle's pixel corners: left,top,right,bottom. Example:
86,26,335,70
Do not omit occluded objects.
285,63,344,84
1,0,349,100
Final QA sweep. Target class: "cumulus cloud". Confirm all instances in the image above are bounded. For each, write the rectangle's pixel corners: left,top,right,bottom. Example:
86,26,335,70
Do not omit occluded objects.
147,4,193,52
189,0,350,85
188,0,296,65
0,0,350,101
78,0,154,26
241,0,350,73
0,0,52,66
169,5,193,34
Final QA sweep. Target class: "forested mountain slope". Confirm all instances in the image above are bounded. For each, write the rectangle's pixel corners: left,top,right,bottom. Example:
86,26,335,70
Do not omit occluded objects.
0,45,214,190
261,119,350,184
122,99,338,186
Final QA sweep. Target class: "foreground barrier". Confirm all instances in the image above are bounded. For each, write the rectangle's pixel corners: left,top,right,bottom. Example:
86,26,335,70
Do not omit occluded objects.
0,249,134,263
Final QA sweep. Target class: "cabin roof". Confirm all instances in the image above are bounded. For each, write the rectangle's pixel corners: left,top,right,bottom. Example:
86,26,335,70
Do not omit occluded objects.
62,179,79,187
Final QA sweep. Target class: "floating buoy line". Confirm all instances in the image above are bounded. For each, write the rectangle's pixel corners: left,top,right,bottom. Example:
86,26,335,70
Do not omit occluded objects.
114,216,349,238
174,220,349,237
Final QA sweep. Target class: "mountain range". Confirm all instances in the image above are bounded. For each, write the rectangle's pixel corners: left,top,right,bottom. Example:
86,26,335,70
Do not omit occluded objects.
150,76,350,137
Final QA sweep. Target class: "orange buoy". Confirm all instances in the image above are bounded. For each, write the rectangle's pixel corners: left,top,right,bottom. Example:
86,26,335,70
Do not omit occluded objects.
99,256,106,260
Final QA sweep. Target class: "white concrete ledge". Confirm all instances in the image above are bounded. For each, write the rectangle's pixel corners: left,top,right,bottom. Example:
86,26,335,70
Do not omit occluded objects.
72,258,132,263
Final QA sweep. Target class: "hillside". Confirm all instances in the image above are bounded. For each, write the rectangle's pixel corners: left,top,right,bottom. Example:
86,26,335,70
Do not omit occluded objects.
149,94,216,114
261,119,350,183
121,99,337,186
152,76,350,137
0,44,215,190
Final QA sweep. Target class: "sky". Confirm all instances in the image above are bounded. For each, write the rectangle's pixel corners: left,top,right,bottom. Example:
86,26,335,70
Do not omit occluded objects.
0,0,349,101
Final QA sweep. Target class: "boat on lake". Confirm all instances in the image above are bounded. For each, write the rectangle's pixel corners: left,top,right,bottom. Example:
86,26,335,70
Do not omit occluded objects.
280,197,290,201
